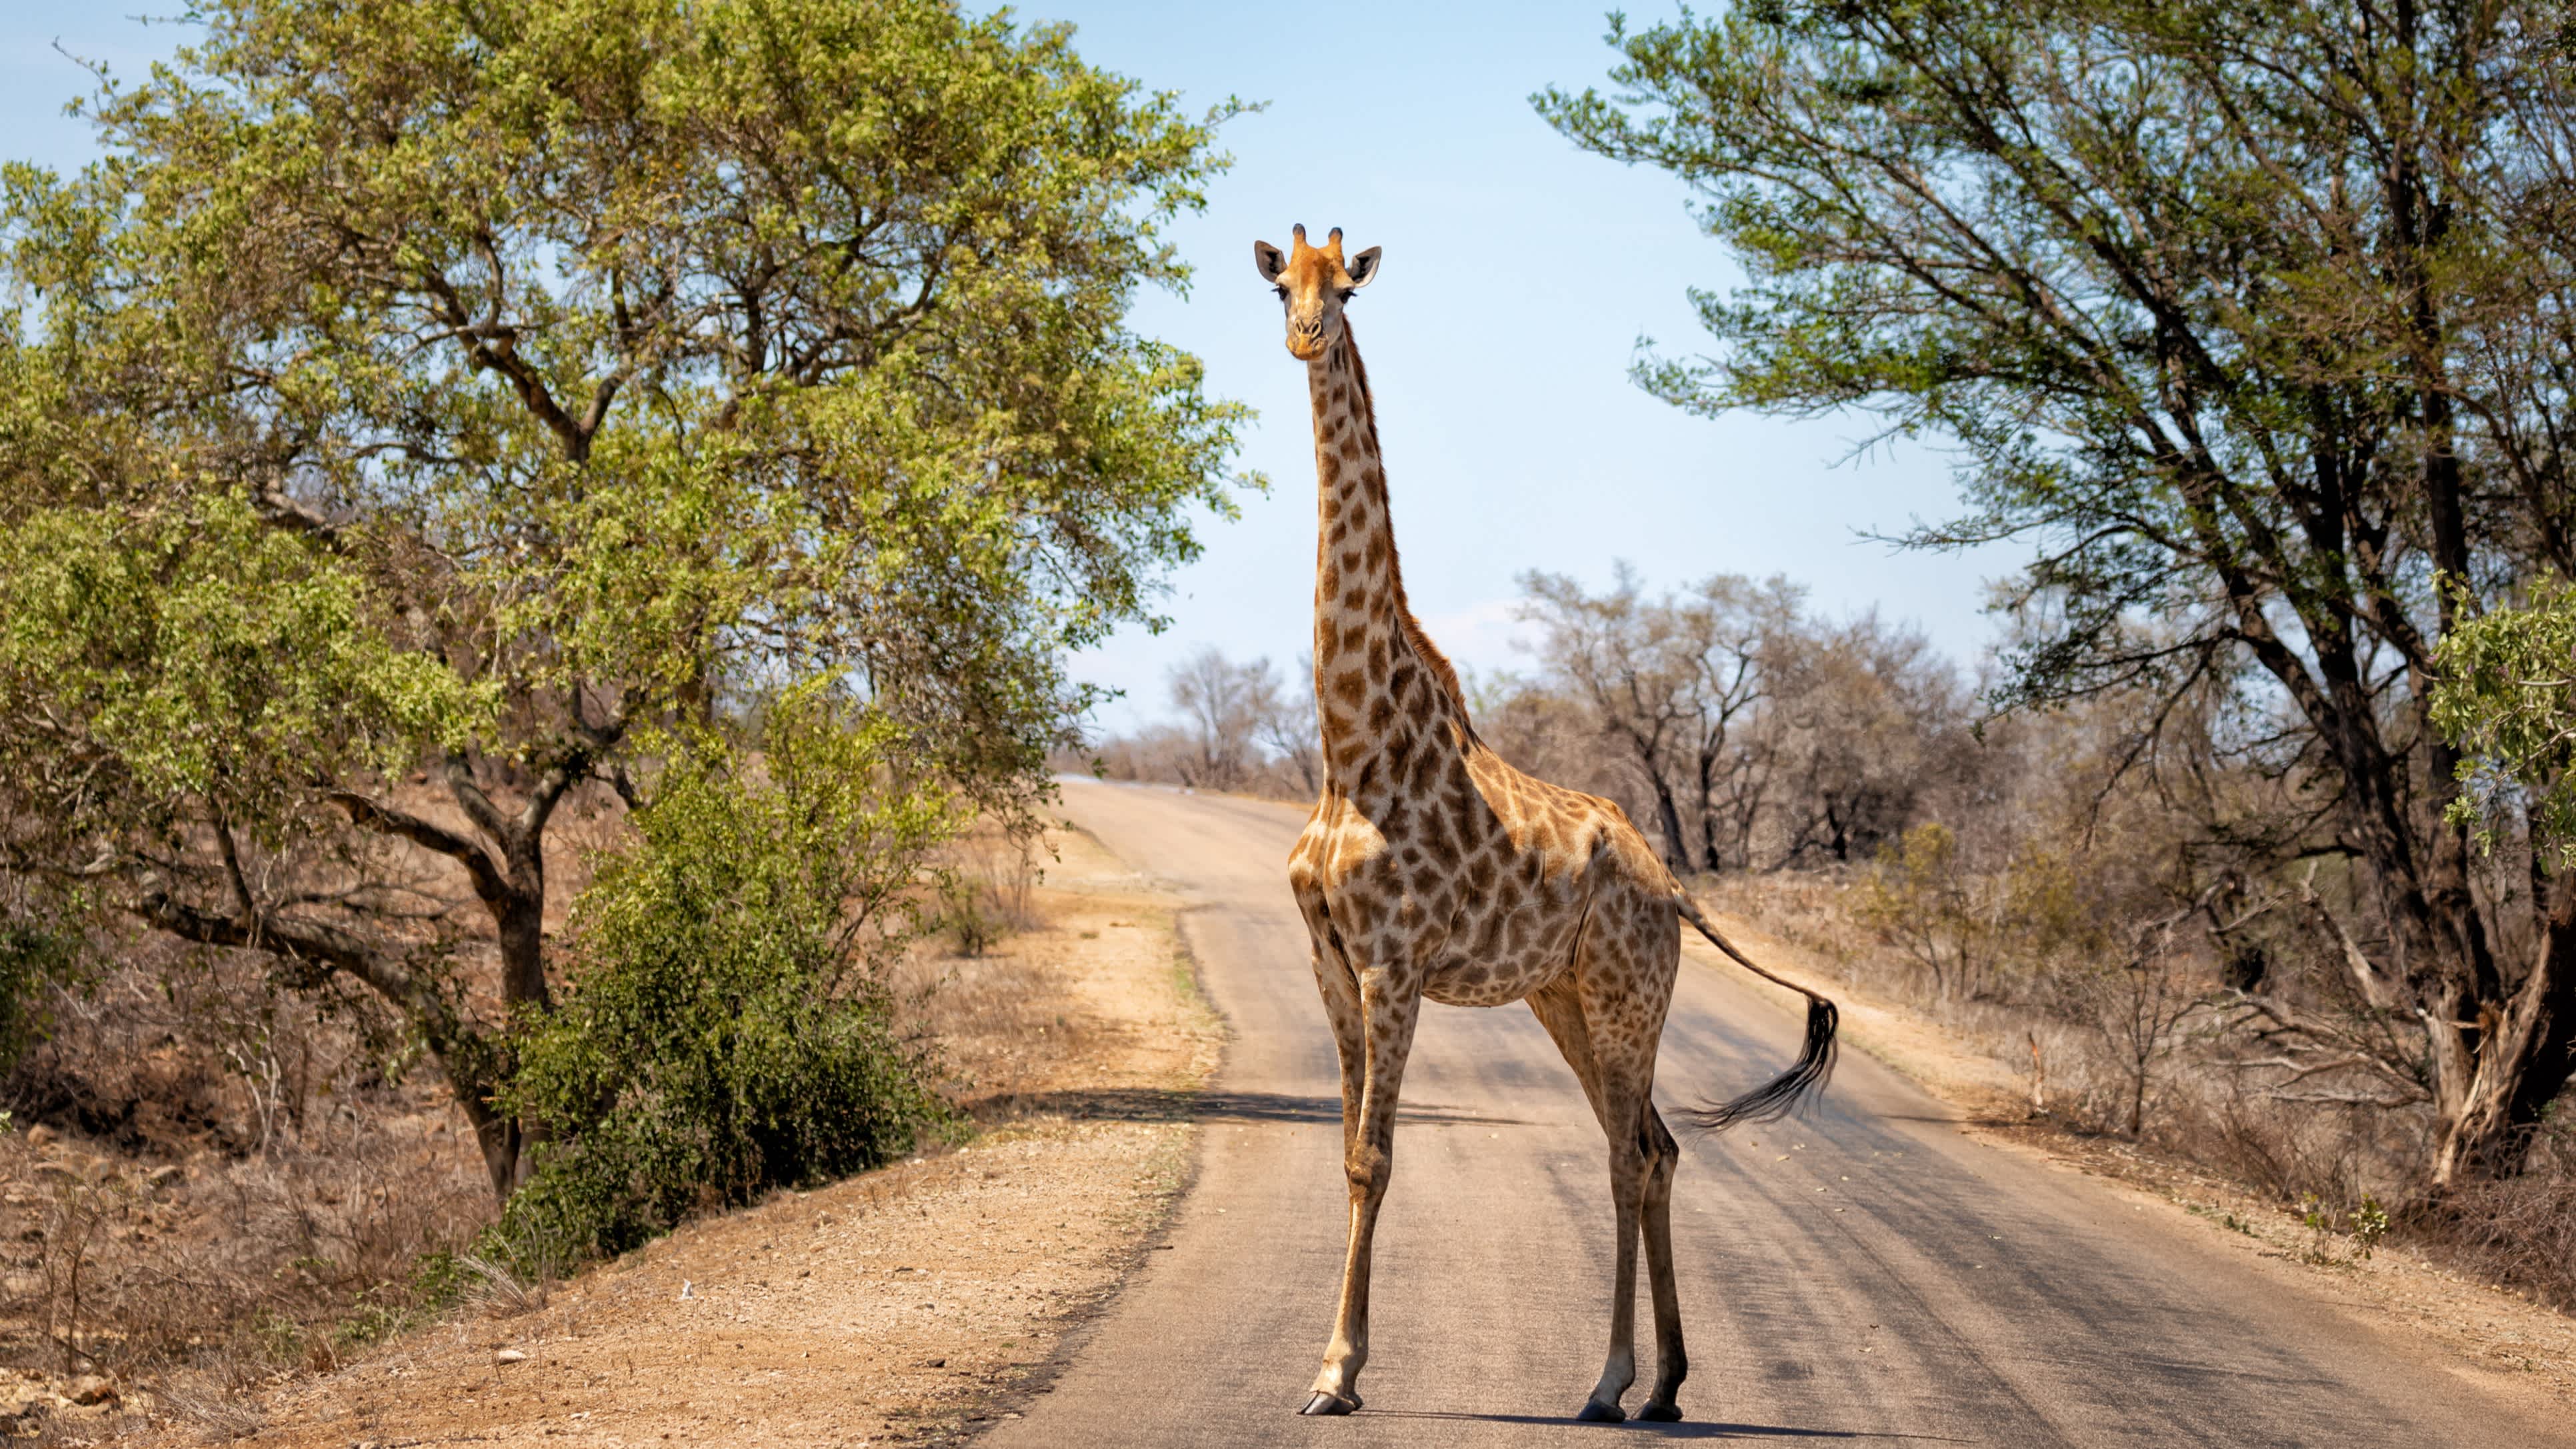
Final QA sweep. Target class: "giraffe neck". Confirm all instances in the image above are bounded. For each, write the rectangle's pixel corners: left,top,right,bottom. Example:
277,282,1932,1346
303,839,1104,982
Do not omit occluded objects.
1305,324,1466,796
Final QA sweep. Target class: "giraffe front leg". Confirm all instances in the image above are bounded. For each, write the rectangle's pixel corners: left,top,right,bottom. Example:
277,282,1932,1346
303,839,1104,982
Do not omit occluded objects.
1307,945,1365,1167
1303,964,1421,1416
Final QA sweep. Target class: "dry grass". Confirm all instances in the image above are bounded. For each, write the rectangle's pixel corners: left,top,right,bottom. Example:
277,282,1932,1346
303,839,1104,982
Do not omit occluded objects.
2436,1140,2576,1311
927,821,1047,958
0,944,492,1441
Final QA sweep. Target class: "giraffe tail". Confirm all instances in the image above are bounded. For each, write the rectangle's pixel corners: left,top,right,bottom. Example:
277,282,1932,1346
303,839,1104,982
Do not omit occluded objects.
1673,892,1839,1131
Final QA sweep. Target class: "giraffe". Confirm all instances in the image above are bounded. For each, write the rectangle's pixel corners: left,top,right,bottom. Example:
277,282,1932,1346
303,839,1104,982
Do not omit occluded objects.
1258,224,1841,1424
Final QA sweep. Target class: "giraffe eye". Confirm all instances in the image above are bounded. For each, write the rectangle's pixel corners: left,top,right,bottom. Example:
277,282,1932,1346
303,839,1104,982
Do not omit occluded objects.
1274,285,1288,300
1336,289,1355,303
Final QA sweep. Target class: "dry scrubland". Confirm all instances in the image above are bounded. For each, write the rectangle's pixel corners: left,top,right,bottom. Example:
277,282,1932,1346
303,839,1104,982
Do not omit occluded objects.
0,788,629,1436
0,824,1217,1445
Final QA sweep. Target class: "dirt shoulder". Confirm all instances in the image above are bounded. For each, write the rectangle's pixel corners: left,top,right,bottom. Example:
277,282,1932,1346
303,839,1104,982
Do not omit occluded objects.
177,825,1221,1448
1692,900,2576,1406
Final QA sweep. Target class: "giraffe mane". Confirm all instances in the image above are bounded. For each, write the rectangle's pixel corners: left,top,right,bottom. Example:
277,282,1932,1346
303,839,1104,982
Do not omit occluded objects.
1339,322,1471,725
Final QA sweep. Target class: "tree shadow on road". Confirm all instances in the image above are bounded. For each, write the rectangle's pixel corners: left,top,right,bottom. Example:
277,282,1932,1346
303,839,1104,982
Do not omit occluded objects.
977,1086,1531,1128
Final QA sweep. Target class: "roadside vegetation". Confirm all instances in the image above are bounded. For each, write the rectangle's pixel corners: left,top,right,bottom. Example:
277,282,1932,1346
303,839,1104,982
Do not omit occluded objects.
0,0,1247,1428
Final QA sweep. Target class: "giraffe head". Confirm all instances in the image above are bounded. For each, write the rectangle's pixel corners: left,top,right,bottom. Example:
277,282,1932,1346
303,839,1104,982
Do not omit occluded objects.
1253,224,1381,361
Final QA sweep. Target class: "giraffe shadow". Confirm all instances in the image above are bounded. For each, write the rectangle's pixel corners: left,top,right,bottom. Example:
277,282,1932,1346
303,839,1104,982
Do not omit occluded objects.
972,1086,1531,1128
1355,1410,1962,1441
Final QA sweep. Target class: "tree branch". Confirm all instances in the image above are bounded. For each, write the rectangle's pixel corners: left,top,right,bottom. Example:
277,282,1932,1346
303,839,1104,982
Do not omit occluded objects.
329,788,511,907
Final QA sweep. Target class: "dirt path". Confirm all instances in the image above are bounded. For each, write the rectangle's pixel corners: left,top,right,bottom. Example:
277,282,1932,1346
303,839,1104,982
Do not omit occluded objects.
193,824,1221,1448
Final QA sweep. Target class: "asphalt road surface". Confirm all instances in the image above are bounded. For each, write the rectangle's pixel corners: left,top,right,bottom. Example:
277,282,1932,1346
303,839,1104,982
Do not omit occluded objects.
985,781,2563,1448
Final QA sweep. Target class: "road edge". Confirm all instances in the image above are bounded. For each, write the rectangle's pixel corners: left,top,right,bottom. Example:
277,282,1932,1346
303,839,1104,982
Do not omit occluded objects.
944,832,1235,1444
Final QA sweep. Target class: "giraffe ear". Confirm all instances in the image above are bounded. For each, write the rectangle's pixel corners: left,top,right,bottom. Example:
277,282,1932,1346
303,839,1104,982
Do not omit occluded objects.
1255,240,1289,283
1344,246,1383,289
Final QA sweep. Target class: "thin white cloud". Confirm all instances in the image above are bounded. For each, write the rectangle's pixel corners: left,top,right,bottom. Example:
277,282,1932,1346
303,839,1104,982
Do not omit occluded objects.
1416,597,1535,675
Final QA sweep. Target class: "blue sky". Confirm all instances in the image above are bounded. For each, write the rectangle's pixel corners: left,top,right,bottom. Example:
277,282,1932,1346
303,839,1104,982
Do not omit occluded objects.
2,2,2017,734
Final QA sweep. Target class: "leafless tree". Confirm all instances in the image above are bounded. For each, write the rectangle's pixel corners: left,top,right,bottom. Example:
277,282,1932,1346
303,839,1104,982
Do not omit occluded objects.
1516,565,1801,873
1259,655,1323,796
1167,647,1283,792
1767,611,1971,866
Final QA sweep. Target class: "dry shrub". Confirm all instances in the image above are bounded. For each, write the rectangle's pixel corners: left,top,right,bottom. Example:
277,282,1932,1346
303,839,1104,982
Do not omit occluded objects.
1699,866,2065,1060
0,1114,486,1374
889,826,1071,1112
447,1252,549,1318
933,821,1045,957
1715,858,2576,1302
2062,1048,2417,1209
2436,1135,2576,1309
1697,869,1871,974
0,941,490,1407
154,1384,266,1442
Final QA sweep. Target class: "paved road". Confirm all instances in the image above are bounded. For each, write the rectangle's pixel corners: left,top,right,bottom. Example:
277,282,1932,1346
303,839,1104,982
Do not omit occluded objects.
987,781,2562,1448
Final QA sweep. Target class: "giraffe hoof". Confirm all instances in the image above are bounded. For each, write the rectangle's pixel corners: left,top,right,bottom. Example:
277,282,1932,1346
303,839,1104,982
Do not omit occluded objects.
1575,1399,1626,1423
1638,1400,1683,1422
1301,1391,1360,1416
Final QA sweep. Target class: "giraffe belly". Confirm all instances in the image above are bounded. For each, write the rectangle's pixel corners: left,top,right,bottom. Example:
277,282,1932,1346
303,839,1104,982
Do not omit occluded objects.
1423,964,1546,1007
1422,905,1579,1006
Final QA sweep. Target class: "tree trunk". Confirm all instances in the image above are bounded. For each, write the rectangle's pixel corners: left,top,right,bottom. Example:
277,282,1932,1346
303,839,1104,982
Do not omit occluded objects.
1694,745,1727,873
2431,884,2576,1186
496,850,552,1016
445,1054,534,1200
1643,770,1691,876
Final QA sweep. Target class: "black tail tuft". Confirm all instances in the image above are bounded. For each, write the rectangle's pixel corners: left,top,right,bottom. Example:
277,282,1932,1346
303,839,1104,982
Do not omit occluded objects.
1686,996,1839,1132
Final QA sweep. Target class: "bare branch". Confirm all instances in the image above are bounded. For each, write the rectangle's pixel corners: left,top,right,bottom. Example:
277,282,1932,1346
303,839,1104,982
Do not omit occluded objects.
329,789,510,907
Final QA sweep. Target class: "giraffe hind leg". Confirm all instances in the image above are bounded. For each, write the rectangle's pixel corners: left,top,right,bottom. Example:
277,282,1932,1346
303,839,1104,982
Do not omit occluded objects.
1531,972,1660,1424
1565,896,1687,1424
1637,1101,1687,1420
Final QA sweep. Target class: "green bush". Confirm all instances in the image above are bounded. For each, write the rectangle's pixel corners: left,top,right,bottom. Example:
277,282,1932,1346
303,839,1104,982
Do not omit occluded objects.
488,691,959,1274
0,924,84,1079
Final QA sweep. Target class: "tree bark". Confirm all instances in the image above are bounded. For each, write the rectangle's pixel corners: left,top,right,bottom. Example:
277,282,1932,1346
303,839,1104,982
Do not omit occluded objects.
2432,880,2576,1185
1648,776,1691,876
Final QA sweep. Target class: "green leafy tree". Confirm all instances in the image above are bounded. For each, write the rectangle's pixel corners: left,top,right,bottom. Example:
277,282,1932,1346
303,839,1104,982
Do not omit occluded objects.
2435,578,2576,863
1539,0,2576,1184
0,0,1249,1198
